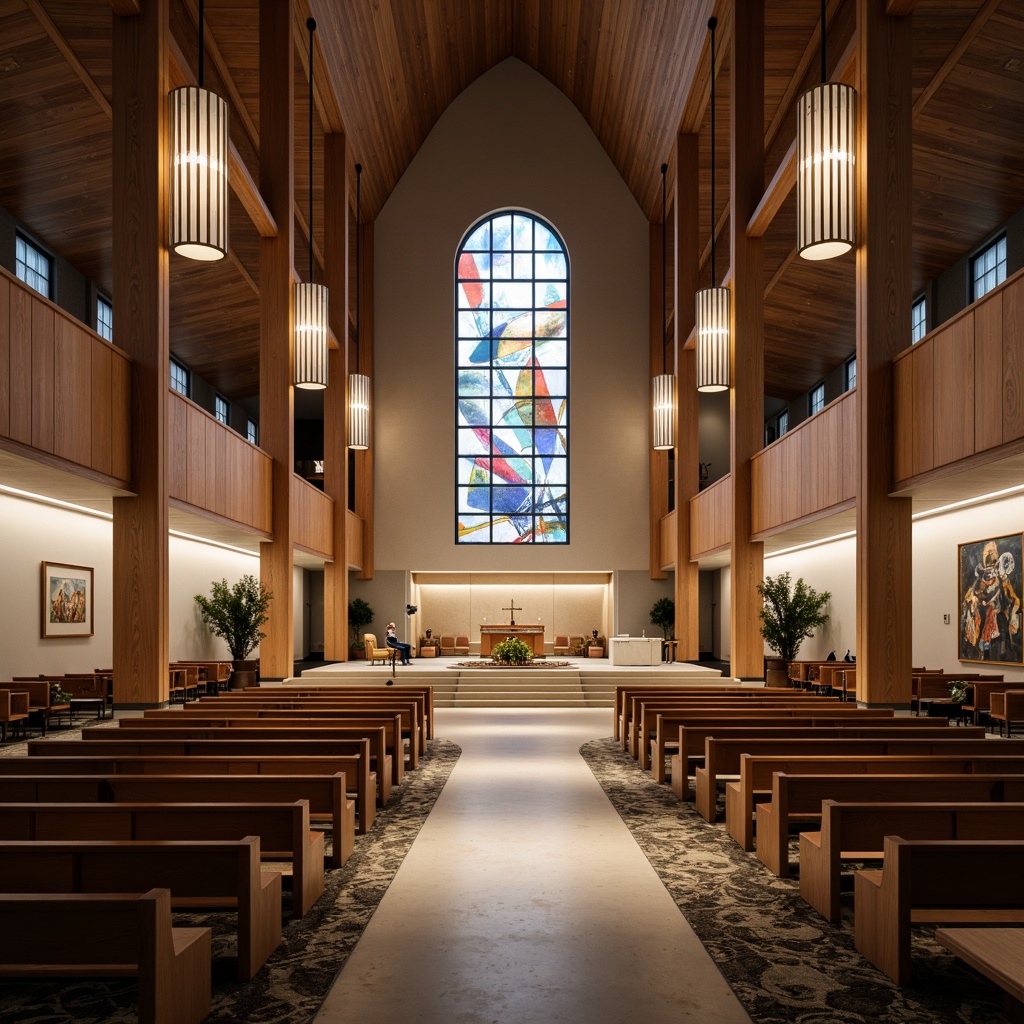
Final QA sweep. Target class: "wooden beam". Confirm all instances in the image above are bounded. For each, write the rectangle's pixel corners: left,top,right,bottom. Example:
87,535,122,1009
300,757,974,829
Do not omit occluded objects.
108,0,141,15
886,0,918,14
747,140,796,238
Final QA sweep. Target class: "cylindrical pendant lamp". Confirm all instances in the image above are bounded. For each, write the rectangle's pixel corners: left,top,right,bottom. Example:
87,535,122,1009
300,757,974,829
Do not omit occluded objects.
169,85,229,261
797,81,856,260
695,286,730,393
652,373,675,449
294,281,329,390
348,372,370,450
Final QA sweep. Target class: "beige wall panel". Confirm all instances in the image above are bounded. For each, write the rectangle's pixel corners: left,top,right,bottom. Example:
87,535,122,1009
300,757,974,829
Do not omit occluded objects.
30,301,54,453
9,284,31,445
974,293,1003,452
0,273,9,436
912,342,934,476
1003,272,1024,445
346,511,364,571
91,341,113,477
660,510,677,570
932,315,975,467
54,317,91,467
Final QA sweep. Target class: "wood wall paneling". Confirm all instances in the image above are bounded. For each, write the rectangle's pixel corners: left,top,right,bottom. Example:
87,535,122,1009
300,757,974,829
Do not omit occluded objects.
54,315,90,467
30,300,54,453
690,474,733,559
932,313,974,466
973,291,1002,452
1003,272,1024,445
0,274,9,436
660,509,677,571
292,474,334,560
111,350,131,482
91,340,113,477
9,286,31,446
166,391,187,500
346,510,363,572
185,403,207,510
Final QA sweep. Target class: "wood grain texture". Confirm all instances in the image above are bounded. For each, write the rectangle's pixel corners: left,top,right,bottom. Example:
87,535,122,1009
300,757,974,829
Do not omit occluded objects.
291,475,334,560
690,474,734,559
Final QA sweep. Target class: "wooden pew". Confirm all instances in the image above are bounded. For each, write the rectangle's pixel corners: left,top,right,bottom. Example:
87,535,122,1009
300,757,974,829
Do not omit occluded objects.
664,720,973,792
935,927,1024,1022
961,679,1011,725
0,836,280,982
854,837,1024,985
184,697,425,766
99,717,404,787
35,734,391,807
0,750,375,835
0,888,211,1024
1,773,355,867
910,672,995,715
0,681,69,734
991,691,1024,738
258,684,435,740
800,800,1024,922
727,737,1024,848
0,690,29,742
0,800,324,918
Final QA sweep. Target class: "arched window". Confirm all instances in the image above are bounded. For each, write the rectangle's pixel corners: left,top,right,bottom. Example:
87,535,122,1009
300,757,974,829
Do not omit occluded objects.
456,211,568,544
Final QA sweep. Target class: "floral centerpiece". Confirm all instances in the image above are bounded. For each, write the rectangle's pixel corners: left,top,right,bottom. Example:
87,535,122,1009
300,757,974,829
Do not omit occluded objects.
490,635,533,665
49,681,73,706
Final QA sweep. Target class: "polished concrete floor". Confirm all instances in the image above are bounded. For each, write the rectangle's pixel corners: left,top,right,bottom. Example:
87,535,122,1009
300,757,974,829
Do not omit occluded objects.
314,707,753,1024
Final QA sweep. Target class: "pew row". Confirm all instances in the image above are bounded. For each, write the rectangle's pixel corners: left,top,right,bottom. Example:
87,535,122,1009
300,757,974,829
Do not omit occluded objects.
935,927,1024,1022
1,773,354,867
854,838,1024,985
0,837,279,982
0,888,211,1024
800,801,1024,923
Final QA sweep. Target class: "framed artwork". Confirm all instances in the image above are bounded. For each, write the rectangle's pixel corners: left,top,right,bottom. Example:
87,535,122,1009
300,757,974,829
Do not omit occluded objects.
958,533,1023,665
41,561,94,639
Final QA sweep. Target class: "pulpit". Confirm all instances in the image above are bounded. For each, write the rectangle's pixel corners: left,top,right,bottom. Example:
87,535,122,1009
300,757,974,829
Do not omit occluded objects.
480,625,545,656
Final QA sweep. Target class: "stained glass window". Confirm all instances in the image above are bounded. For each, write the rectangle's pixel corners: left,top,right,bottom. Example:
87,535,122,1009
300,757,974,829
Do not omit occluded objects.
456,211,568,544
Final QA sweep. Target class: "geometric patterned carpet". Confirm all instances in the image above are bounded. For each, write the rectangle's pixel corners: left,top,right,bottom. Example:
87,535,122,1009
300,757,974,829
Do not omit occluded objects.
0,738,461,1024
580,737,1011,1024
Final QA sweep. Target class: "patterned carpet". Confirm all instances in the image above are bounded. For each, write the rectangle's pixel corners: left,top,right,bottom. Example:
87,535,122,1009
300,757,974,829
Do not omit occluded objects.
0,737,461,1024
580,736,1012,1024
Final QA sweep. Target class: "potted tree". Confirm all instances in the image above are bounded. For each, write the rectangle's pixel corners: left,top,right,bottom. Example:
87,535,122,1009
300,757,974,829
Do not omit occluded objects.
348,597,374,660
194,575,272,689
757,572,831,685
650,597,675,638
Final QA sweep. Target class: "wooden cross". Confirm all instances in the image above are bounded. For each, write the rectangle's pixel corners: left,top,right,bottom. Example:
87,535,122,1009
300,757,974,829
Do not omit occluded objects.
502,597,522,626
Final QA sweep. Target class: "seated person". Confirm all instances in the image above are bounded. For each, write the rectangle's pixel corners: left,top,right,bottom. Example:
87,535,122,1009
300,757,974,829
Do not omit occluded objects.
385,621,412,665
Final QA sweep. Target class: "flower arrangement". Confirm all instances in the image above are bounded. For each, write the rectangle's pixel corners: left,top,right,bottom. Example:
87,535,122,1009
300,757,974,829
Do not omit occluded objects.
948,680,972,704
49,681,73,705
490,635,533,665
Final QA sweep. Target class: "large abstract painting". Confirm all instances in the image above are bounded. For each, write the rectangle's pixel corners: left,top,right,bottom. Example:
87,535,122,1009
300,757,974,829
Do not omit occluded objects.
41,561,94,638
958,533,1023,665
456,211,568,544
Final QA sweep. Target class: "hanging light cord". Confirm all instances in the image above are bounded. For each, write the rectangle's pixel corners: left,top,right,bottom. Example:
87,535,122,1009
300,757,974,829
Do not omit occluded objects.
355,162,362,373
307,18,315,283
661,162,667,374
820,0,827,83
709,16,717,289
197,0,205,87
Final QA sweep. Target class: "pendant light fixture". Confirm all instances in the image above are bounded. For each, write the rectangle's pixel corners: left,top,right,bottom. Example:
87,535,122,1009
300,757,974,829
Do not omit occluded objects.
294,18,329,390
652,162,675,450
696,16,730,393
169,0,229,261
348,163,370,450
797,0,856,260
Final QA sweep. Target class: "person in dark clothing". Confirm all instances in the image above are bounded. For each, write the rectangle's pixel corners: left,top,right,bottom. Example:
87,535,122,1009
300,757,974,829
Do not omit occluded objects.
385,621,412,665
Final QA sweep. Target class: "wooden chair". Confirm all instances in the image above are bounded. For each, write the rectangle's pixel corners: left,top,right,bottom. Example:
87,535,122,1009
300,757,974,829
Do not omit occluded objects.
363,633,393,665
553,635,571,656
453,634,470,655
991,691,1024,737
439,633,456,656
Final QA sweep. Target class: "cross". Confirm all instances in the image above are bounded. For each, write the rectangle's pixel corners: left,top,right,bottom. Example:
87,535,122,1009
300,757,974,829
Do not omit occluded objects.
502,597,522,626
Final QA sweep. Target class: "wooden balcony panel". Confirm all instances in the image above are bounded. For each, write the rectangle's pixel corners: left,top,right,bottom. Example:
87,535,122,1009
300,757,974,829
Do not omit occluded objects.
346,509,364,572
660,509,678,571
690,474,732,558
291,475,333,560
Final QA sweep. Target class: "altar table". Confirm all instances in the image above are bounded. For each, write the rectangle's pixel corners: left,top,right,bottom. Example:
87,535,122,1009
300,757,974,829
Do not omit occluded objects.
479,625,545,656
608,637,663,666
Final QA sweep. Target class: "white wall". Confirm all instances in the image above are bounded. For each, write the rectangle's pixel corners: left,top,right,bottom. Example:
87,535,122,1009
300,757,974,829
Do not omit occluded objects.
373,57,649,572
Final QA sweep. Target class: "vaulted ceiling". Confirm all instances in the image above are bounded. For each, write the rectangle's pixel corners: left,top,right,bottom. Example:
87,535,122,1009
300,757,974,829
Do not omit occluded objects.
1,0,1022,406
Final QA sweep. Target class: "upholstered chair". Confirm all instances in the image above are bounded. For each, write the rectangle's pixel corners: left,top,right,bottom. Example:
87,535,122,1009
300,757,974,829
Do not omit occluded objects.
363,633,392,665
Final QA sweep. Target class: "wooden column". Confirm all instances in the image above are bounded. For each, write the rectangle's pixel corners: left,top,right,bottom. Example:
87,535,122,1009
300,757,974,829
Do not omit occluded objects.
323,133,349,661
729,0,766,679
355,221,374,579
258,0,295,680
855,0,913,705
674,133,700,659
649,220,669,579
111,0,169,708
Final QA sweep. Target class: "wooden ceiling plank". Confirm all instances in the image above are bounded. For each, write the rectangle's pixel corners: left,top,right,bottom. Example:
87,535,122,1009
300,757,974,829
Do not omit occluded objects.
913,0,1001,118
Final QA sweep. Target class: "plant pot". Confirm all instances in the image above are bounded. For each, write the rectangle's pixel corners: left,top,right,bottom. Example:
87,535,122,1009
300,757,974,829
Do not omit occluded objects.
764,657,789,688
230,659,258,690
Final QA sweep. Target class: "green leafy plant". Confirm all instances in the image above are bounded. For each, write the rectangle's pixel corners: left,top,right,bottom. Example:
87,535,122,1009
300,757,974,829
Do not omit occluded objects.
348,597,374,648
948,680,972,704
756,572,831,663
194,575,273,661
49,681,73,705
490,635,533,665
650,597,675,639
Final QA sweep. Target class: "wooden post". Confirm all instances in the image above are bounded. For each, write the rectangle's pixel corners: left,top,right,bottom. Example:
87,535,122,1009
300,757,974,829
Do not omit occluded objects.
324,133,349,661
111,0,169,708
675,133,700,660
855,0,913,705
258,0,295,681
729,0,766,679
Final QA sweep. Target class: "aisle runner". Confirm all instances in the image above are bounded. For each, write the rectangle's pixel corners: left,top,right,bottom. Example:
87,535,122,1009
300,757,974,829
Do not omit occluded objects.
580,736,1006,1024
0,739,460,1024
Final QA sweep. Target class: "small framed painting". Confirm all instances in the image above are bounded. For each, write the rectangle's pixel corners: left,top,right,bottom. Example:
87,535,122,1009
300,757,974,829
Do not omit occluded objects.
41,561,94,638
958,534,1023,665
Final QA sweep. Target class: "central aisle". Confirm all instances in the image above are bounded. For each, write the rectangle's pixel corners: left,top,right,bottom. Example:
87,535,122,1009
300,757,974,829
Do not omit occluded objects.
314,708,753,1024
